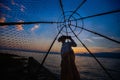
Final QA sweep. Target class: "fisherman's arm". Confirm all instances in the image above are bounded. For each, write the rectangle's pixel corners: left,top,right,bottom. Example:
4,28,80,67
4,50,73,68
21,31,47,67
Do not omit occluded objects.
68,36,77,47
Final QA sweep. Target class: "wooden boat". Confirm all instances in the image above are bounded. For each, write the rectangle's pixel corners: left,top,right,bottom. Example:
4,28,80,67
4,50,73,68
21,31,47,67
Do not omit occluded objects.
0,53,59,80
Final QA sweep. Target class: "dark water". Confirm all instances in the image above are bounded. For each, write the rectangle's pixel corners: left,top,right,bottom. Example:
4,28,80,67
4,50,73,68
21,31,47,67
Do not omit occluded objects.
44,54,120,80
1,50,120,80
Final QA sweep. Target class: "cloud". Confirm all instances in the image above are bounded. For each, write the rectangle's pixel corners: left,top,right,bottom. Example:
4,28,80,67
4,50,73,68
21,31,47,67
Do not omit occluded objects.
0,3,11,11
11,0,19,6
11,0,16,5
92,36,104,40
16,20,24,31
20,5,26,12
31,24,40,31
11,0,26,12
83,38,93,43
11,0,15,5
0,17,7,28
0,14,12,18
0,17,6,23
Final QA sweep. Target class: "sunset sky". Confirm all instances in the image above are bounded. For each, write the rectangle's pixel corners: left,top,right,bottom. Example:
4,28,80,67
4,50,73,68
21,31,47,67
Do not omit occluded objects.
0,0,120,53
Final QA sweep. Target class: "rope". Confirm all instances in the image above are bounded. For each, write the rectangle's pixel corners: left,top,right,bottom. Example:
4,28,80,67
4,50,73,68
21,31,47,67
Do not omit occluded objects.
71,9,120,21
68,0,87,19
0,21,63,26
41,27,64,65
59,0,68,37
68,24,114,80
71,24,120,44
59,0,66,22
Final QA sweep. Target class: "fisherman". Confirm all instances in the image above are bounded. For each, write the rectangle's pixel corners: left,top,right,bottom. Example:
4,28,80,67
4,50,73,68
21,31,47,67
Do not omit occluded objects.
58,35,80,80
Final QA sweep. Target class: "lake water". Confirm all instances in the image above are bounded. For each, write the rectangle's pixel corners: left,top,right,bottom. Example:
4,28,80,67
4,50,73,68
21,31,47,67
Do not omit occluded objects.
44,53,120,80
1,50,120,80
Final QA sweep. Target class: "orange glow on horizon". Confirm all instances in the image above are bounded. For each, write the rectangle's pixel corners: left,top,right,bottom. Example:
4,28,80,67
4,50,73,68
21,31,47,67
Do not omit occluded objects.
72,47,87,53
72,47,120,54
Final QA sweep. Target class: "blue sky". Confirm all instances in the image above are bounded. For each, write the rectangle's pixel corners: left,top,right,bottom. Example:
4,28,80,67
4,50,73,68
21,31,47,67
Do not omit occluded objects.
0,0,120,53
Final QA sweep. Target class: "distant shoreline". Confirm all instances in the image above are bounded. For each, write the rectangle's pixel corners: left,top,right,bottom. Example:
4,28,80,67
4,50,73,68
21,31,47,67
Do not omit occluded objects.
0,48,120,59
75,52,120,59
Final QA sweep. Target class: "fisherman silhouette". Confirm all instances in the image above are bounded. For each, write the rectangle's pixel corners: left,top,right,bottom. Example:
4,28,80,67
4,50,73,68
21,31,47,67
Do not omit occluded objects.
58,35,80,80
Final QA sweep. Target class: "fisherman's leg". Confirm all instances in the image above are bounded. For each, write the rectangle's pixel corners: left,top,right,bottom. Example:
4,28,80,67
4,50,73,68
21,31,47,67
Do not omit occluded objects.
70,52,80,80
61,53,73,80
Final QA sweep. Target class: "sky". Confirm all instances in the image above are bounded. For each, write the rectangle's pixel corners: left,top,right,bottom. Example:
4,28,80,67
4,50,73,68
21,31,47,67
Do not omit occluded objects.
0,0,120,53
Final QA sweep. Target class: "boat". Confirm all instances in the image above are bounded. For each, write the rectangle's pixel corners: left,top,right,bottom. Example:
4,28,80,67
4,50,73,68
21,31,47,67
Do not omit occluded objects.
0,53,58,80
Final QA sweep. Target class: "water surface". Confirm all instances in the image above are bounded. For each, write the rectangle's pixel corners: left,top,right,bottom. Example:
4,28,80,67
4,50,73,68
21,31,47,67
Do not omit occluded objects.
1,50,120,80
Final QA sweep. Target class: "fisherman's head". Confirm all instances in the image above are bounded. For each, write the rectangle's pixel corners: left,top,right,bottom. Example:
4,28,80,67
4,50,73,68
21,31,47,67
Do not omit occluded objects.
58,35,66,43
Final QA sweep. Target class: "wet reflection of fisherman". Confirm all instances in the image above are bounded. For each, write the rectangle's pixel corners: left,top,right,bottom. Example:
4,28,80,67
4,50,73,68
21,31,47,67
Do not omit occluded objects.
58,35,80,80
